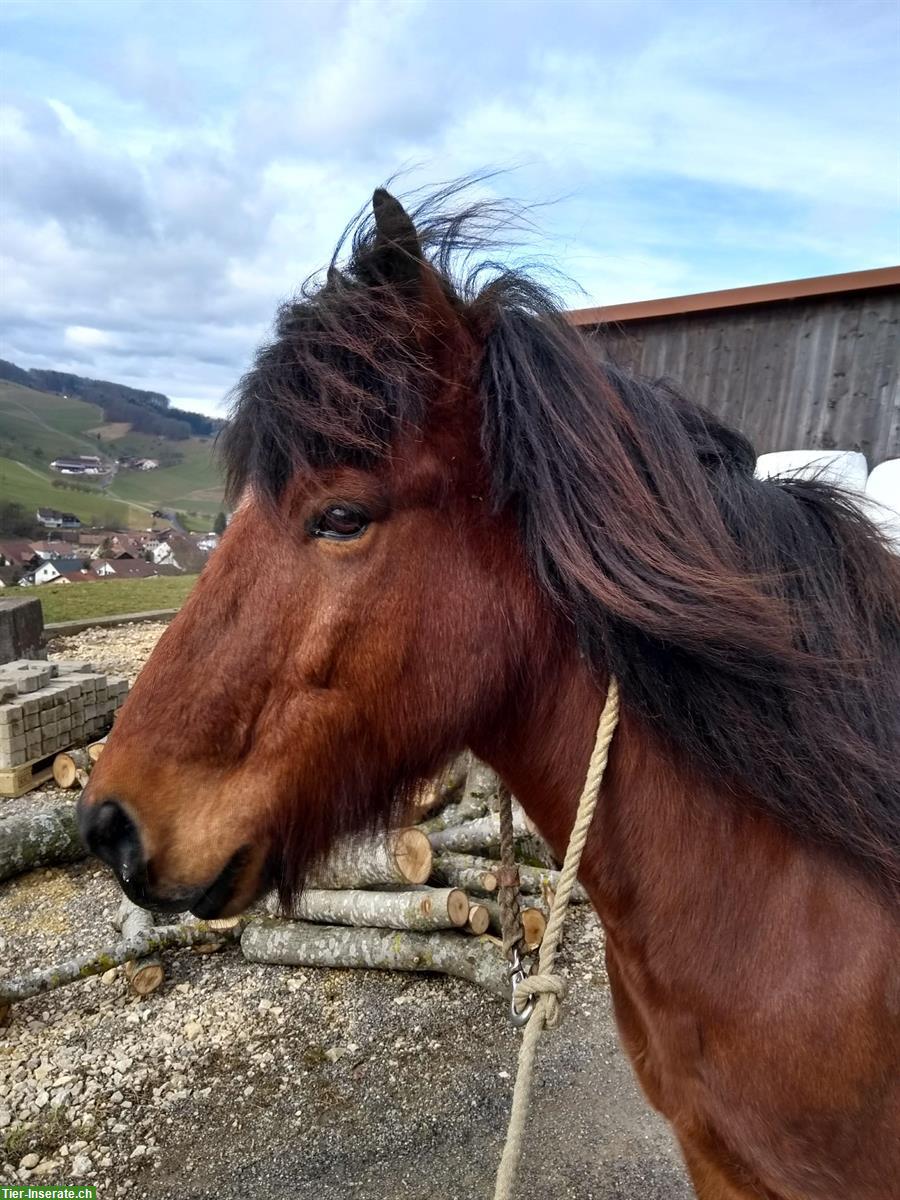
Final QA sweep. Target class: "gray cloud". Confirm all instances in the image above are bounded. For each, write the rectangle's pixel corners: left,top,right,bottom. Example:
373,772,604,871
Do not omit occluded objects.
0,0,896,416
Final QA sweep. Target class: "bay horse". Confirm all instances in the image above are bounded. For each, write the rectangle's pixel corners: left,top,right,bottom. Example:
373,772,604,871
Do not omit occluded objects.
79,185,900,1199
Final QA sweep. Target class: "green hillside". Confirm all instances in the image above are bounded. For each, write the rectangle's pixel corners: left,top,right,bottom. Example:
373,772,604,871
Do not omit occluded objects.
0,380,225,532
105,436,223,521
0,379,106,457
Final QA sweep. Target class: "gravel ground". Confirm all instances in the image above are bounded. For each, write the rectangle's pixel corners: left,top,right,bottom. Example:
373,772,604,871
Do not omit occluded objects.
1,622,692,1198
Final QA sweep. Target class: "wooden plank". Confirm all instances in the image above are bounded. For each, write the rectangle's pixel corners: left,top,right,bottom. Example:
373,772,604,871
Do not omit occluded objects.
0,750,59,798
593,288,900,463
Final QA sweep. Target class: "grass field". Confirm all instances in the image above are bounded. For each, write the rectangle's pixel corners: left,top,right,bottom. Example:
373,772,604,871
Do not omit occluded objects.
0,457,148,527
35,575,198,623
106,436,224,522
0,379,226,531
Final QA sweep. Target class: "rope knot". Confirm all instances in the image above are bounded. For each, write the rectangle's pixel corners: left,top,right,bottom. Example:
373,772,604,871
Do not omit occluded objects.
515,972,567,1027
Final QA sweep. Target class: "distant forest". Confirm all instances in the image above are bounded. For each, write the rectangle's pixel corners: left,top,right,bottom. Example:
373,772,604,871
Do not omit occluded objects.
0,359,223,440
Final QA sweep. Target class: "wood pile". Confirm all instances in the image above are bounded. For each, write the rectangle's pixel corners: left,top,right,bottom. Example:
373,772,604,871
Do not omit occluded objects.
243,758,571,991
1,755,590,1019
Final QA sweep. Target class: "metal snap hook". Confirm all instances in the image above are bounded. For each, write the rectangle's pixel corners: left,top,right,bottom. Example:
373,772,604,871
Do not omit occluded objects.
507,946,534,1028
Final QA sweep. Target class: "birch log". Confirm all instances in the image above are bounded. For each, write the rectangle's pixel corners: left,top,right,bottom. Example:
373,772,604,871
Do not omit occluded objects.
0,804,85,883
241,918,508,998
114,897,164,995
412,753,471,815
427,815,556,868
417,758,498,833
0,920,245,1009
430,851,498,895
52,748,92,789
433,851,588,903
288,887,469,931
308,828,431,889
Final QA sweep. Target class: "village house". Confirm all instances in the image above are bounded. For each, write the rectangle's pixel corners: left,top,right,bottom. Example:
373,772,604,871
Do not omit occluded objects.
148,531,207,572
37,508,81,530
29,539,77,561
77,530,111,548
18,557,88,586
49,454,105,475
0,540,40,571
92,532,144,560
59,559,159,584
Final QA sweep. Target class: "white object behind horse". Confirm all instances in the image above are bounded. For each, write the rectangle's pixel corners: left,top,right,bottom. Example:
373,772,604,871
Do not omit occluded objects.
863,459,900,552
755,449,869,492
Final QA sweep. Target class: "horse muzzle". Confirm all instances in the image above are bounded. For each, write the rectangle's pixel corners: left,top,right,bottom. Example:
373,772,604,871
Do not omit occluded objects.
77,794,252,918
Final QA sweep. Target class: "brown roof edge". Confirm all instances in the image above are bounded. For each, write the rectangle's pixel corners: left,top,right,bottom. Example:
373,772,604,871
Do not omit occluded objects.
566,265,900,327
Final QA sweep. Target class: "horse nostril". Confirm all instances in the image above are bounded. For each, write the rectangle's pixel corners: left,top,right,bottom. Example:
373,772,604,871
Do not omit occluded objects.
79,798,145,885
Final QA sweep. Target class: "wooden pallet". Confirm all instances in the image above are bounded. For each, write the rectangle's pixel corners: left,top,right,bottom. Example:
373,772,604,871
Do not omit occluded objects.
0,750,59,798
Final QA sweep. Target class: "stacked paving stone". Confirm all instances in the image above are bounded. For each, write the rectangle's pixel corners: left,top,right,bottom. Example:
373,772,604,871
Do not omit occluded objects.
0,659,128,771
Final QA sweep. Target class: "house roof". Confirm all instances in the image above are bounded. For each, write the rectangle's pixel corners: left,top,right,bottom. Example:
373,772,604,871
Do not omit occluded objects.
49,557,89,573
567,265,900,328
0,539,38,564
104,559,157,578
106,534,143,556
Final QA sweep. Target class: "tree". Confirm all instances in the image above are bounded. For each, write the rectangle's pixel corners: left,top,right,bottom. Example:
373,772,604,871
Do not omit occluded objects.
213,511,227,536
0,501,41,539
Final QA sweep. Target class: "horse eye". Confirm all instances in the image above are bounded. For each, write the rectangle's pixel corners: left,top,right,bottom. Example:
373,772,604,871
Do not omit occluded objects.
311,504,370,540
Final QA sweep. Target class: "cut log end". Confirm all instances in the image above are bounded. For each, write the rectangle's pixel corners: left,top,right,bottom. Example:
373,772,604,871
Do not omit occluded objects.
87,738,107,763
52,748,90,789
444,888,469,928
124,959,165,996
393,827,432,885
465,904,490,936
521,907,547,950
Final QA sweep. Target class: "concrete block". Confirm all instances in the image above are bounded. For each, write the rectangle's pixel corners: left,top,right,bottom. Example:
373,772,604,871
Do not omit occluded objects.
1,659,53,686
0,598,44,664
0,702,24,725
0,718,25,741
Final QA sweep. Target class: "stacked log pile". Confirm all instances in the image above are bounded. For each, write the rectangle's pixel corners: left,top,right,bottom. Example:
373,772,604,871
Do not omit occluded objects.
245,759,561,990
1,756,589,1019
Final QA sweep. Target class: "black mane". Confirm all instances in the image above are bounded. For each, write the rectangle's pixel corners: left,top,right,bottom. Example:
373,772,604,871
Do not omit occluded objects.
223,186,900,897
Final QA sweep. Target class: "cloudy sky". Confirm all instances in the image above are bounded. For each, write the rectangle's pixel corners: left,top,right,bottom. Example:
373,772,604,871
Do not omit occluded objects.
1,0,897,417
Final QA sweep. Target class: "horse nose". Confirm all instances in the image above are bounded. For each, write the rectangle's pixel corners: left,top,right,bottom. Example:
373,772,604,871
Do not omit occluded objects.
78,797,146,887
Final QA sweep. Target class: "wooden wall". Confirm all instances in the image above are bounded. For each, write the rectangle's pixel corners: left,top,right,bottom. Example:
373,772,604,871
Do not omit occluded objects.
585,286,899,465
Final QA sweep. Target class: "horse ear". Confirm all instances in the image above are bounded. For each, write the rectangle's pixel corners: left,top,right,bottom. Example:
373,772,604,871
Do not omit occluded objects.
370,188,423,287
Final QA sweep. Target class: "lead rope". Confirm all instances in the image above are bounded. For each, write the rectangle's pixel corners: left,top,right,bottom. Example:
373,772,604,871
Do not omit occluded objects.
493,677,620,1200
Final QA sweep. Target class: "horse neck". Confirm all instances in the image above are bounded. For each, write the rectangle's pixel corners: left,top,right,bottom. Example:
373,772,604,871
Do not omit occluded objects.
472,648,799,944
